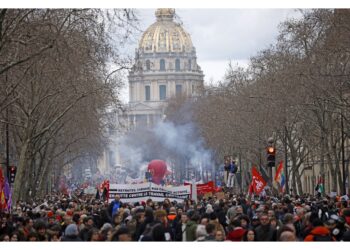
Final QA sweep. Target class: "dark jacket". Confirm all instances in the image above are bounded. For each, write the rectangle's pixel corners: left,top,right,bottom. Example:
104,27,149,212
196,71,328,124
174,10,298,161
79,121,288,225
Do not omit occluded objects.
255,224,276,241
61,235,82,241
79,226,92,241
174,223,186,241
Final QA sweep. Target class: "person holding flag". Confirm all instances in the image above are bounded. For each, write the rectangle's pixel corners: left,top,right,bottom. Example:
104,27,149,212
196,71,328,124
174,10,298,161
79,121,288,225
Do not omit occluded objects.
274,161,285,193
315,176,324,197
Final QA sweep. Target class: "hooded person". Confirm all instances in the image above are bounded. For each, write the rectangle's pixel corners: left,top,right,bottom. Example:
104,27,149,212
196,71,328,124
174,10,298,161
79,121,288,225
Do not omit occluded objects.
61,224,81,241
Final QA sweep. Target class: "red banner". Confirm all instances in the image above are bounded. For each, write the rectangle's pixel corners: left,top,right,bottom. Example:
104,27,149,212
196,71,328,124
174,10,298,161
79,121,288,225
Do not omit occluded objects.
184,181,215,195
197,181,214,195
251,166,266,195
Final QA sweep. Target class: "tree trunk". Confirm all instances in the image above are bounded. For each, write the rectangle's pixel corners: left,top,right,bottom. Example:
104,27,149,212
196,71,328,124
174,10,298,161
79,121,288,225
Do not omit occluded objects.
292,169,297,195
13,138,30,203
295,168,303,195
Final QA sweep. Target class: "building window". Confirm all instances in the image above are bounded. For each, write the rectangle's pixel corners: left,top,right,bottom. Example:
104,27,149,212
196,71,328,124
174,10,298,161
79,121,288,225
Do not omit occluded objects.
145,86,151,101
191,84,195,94
175,59,180,71
146,60,151,70
160,59,165,71
159,85,166,100
176,84,182,95
188,59,192,70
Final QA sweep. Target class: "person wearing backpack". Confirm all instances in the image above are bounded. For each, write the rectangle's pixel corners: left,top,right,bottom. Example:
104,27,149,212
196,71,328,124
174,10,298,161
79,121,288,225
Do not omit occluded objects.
304,219,335,241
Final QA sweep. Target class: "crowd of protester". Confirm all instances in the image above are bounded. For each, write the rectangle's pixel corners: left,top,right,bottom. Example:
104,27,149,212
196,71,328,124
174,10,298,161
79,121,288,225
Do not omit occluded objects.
1,189,350,242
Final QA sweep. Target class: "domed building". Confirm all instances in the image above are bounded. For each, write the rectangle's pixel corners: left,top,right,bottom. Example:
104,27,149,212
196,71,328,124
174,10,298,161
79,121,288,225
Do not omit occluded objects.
98,9,204,174
127,8,204,128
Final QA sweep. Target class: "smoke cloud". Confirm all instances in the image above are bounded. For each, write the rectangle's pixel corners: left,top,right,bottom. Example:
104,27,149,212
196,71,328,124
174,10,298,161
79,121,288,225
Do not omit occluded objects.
116,120,214,182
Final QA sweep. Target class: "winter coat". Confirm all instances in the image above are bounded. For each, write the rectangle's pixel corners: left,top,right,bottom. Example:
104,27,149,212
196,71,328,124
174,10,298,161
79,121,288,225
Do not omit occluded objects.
185,220,197,241
174,222,186,241
226,227,246,241
61,235,82,241
255,224,276,241
108,200,123,220
304,226,335,241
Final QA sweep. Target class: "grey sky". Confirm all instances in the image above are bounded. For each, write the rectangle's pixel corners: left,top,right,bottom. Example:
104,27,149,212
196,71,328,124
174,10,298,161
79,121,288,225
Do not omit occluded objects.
120,9,302,102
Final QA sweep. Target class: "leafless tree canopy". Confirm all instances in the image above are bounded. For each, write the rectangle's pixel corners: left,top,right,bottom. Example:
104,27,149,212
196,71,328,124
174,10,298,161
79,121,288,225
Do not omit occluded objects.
165,9,350,194
0,9,138,202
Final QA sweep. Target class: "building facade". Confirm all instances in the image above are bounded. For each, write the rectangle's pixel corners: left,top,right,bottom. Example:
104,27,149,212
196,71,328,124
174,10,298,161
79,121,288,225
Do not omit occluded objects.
97,9,205,173
127,8,204,129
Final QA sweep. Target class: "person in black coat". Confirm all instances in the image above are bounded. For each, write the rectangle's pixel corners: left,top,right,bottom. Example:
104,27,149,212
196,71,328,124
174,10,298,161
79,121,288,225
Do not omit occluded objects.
137,206,154,240
255,213,277,241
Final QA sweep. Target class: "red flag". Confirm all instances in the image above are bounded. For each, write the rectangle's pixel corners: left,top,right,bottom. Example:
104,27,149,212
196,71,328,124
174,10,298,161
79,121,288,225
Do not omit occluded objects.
251,166,267,195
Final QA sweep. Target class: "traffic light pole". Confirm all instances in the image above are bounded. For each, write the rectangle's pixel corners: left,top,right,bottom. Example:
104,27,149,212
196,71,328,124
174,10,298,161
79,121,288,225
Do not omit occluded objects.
284,126,289,195
269,166,273,190
267,137,275,193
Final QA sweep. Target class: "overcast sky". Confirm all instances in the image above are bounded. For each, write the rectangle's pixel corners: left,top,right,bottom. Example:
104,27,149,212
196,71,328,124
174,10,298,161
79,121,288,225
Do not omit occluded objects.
119,8,302,102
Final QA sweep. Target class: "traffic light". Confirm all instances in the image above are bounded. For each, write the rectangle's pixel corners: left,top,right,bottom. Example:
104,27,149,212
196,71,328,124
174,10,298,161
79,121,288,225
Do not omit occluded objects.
8,166,17,183
267,146,276,167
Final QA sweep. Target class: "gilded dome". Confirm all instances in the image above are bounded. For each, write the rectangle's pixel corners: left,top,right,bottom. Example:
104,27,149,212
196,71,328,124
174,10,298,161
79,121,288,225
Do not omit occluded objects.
139,9,194,54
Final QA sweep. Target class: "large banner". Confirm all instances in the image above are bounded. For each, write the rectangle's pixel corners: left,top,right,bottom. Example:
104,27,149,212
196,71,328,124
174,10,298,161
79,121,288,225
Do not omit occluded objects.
109,183,191,203
184,181,215,195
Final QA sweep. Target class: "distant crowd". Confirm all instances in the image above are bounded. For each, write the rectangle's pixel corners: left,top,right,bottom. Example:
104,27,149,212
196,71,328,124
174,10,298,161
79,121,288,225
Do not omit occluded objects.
1,190,350,241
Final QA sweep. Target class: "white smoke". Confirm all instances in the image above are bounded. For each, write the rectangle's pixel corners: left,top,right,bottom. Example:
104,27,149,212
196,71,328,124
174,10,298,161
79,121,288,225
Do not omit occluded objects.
117,120,214,182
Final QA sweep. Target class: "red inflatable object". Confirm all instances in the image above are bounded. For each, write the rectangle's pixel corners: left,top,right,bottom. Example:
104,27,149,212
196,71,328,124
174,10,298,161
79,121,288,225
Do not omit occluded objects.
147,159,167,185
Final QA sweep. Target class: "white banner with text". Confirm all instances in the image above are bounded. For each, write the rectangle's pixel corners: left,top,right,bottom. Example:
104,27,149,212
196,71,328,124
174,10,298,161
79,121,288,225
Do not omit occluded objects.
109,183,191,203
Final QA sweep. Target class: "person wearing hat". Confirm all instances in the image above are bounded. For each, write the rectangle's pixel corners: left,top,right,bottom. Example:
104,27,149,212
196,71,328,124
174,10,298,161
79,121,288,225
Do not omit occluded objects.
61,224,81,241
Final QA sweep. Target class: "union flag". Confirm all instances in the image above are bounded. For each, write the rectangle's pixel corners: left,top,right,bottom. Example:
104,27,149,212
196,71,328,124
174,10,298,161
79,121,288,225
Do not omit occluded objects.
250,166,267,195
